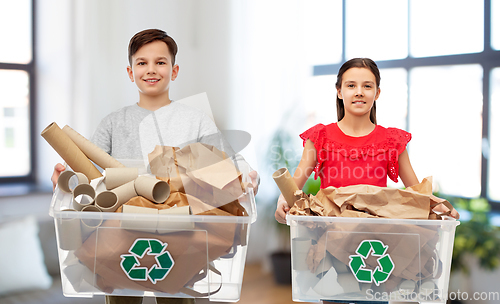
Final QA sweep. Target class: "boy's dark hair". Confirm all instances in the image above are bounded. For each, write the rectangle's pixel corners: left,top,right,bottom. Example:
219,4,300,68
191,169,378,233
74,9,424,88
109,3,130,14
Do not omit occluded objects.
335,58,380,124
128,29,178,66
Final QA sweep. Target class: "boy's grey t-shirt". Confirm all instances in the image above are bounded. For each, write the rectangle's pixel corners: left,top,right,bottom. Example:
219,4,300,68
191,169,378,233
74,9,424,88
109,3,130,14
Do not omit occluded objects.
91,102,221,160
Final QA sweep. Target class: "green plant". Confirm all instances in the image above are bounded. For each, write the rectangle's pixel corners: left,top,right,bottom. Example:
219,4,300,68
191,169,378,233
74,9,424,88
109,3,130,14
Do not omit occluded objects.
450,197,500,274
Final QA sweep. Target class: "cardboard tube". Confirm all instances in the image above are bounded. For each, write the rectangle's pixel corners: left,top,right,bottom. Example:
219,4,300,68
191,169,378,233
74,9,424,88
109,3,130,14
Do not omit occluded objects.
104,167,138,190
157,206,195,233
110,180,138,205
121,205,158,233
41,122,102,180
72,184,96,211
272,167,299,208
80,205,103,241
134,176,170,203
62,125,125,169
95,191,119,212
58,171,89,193
57,209,83,251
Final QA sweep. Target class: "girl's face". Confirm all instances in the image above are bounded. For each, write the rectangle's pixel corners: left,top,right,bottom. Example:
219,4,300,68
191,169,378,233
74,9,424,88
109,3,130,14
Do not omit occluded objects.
337,67,380,120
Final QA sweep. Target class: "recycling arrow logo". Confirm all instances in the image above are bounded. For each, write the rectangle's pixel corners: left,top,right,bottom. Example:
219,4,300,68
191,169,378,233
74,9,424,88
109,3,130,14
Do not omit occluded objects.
348,240,394,286
120,238,174,284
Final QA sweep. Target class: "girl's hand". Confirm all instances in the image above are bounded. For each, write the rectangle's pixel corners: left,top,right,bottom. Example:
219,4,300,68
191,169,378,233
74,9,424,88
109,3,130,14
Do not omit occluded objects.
51,163,66,191
275,194,289,224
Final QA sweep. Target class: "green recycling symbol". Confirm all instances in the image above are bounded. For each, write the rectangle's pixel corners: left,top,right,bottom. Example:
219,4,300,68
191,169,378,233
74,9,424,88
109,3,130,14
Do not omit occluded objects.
348,240,394,286
120,238,174,284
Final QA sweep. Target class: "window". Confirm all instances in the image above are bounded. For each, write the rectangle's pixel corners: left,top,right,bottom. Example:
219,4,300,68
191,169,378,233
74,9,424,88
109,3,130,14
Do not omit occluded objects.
0,0,35,182
311,0,500,206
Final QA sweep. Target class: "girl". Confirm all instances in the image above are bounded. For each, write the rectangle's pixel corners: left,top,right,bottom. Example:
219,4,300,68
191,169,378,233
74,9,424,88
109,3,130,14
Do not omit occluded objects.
275,58,458,304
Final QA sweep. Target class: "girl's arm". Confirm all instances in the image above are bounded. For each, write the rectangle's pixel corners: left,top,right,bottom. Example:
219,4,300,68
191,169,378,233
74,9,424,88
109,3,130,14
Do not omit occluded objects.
398,149,419,188
275,139,317,223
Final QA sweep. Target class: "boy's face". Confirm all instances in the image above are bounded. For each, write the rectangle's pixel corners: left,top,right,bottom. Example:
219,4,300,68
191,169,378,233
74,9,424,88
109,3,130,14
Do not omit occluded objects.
127,40,179,99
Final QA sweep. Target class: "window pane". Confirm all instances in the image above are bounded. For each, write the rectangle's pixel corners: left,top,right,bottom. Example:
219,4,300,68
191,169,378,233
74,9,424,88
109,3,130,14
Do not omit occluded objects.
303,0,342,65
0,70,30,177
410,0,484,57
489,68,500,201
409,65,483,197
377,68,408,130
493,0,500,50
0,0,32,64
304,74,338,125
346,0,408,61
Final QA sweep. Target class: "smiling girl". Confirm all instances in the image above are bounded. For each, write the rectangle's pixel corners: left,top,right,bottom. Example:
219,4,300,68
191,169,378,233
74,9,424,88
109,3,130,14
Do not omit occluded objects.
275,57,458,224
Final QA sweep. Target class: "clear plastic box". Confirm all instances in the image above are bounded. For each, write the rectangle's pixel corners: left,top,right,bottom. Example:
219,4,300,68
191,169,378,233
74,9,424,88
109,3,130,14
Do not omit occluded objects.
49,160,257,302
287,215,459,303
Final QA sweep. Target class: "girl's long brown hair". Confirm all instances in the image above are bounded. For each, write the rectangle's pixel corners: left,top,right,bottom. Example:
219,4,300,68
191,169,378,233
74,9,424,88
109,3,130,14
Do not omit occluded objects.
335,58,381,124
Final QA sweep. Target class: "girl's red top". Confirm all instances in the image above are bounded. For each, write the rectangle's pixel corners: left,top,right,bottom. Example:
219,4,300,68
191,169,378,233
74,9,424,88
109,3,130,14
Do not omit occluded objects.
300,123,411,188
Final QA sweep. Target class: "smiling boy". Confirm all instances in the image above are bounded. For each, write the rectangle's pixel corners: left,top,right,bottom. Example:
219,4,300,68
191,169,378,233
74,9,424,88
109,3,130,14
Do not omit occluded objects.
52,29,258,304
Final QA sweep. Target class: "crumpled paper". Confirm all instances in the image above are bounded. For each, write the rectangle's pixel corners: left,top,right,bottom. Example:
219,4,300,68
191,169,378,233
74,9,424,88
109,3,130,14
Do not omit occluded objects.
290,176,451,219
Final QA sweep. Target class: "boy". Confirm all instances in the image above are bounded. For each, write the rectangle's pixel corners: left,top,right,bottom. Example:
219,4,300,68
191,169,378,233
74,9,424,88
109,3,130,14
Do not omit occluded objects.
52,29,258,304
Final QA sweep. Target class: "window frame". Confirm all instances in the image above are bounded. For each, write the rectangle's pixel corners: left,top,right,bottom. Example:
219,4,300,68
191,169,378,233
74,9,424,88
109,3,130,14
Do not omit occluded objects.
312,0,500,207
0,0,37,185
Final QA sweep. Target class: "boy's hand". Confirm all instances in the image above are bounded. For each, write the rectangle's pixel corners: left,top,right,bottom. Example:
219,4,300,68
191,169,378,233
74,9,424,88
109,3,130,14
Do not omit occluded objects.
275,194,289,224
249,170,259,195
51,163,66,191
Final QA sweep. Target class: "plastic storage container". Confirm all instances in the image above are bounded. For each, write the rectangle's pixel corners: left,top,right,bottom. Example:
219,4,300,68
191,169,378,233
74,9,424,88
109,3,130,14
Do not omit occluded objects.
49,163,257,302
287,215,459,303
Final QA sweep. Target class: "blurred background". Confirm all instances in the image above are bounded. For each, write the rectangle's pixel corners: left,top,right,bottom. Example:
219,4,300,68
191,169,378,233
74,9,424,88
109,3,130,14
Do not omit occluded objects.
0,0,500,303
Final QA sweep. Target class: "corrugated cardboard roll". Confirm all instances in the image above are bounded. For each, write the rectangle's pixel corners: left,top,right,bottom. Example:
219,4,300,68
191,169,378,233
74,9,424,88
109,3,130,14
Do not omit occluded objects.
110,180,137,206
95,191,119,212
72,184,96,211
272,167,299,208
80,205,103,242
134,175,170,203
41,122,102,180
58,209,83,250
104,168,138,190
58,171,89,193
62,125,125,169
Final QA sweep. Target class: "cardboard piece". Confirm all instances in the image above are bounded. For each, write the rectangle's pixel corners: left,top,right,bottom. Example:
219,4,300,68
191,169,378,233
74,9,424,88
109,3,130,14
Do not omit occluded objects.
157,205,195,233
121,204,158,233
134,175,170,203
62,125,125,169
149,143,245,210
41,122,102,180
58,171,89,193
272,167,299,208
312,267,344,297
72,184,95,211
292,237,312,271
104,168,138,190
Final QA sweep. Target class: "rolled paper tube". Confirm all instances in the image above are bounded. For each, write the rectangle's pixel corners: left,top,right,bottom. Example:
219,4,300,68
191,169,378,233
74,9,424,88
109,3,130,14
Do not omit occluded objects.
41,122,102,180
157,206,195,233
58,171,89,193
80,205,103,242
121,205,157,233
94,191,119,212
272,167,299,208
57,209,83,251
62,125,125,169
419,280,437,297
134,176,170,203
104,167,138,190
398,279,416,295
72,184,96,211
110,180,138,205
